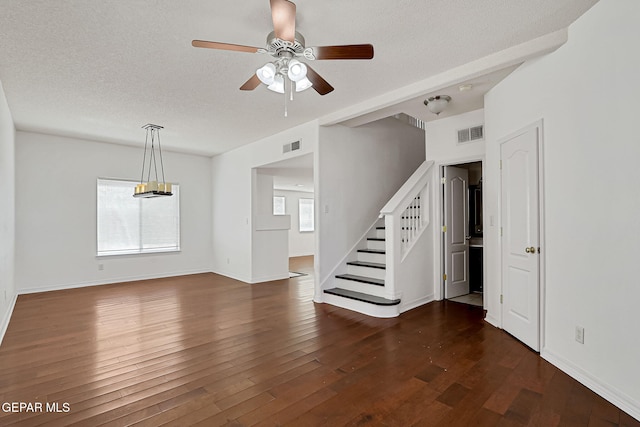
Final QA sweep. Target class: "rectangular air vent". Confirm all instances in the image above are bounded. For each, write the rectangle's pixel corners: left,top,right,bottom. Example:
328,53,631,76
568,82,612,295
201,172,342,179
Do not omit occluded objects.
457,125,484,144
282,140,301,153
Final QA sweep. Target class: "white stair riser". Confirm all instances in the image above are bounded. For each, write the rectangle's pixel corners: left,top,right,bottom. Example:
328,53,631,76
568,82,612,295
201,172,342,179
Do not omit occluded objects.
375,229,385,239
366,240,386,251
357,251,386,264
334,278,387,298
346,264,386,280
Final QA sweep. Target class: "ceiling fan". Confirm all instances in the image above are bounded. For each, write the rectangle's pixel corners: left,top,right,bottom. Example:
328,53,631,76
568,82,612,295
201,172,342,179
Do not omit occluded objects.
192,0,374,97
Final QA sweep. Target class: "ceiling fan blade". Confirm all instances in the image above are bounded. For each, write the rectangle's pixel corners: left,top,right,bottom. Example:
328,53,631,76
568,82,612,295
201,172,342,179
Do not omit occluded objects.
270,0,296,43
305,65,334,96
312,44,374,60
192,40,261,53
240,74,261,91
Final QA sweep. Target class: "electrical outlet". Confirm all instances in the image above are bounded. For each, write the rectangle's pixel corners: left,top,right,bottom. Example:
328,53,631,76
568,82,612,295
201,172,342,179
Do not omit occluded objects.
575,326,584,344
98,264,104,271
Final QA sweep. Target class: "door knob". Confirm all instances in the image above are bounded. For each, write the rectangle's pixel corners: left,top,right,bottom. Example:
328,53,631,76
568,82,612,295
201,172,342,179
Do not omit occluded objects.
525,247,531,253
525,246,536,253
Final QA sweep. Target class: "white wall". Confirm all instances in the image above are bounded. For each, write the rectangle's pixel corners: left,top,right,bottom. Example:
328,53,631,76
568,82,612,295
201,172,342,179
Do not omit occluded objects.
426,109,486,162
317,117,425,290
0,81,16,343
210,121,318,283
15,132,213,293
274,189,315,257
251,171,289,282
485,0,640,418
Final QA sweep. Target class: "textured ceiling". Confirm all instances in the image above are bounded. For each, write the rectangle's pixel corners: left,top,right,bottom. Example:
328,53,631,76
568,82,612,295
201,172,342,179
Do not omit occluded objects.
0,0,598,156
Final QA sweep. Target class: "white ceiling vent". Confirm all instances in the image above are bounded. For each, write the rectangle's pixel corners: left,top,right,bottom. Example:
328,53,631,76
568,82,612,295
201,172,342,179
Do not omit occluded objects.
457,125,484,144
283,140,301,153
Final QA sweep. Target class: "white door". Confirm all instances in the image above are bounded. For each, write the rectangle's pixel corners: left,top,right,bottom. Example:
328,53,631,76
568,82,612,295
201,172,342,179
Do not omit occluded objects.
444,166,469,299
501,126,541,351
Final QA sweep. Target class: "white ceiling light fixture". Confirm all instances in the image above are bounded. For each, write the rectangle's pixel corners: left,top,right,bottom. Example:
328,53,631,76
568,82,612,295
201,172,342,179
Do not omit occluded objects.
424,95,451,115
256,62,277,85
267,73,285,93
134,124,173,198
256,57,314,115
287,59,307,81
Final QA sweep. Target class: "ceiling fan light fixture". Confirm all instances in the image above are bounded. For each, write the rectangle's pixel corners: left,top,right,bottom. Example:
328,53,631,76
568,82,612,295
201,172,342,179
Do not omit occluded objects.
287,59,308,82
267,74,285,93
294,76,313,92
257,62,277,85
424,95,451,115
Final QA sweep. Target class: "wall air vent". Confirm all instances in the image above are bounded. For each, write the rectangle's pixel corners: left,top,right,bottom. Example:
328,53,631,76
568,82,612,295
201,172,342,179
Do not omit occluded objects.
282,140,301,153
457,125,484,144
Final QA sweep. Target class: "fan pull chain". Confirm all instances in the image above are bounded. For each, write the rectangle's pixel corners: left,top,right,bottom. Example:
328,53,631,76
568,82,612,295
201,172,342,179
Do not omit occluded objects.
284,77,288,117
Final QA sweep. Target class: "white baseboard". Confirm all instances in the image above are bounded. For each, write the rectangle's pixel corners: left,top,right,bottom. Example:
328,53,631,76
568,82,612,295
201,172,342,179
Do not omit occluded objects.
400,295,434,313
209,269,251,284
17,269,212,295
250,273,289,284
0,293,18,347
542,349,640,421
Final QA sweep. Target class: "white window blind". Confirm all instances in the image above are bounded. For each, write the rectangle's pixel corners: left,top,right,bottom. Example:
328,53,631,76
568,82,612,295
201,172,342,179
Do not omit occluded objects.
273,196,286,215
97,179,180,256
299,198,314,232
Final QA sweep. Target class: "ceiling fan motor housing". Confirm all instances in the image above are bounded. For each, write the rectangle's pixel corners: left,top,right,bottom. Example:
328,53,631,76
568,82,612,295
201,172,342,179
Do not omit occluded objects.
266,31,308,57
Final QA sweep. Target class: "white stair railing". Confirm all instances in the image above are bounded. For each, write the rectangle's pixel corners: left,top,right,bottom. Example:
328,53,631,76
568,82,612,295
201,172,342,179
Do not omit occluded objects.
379,161,434,300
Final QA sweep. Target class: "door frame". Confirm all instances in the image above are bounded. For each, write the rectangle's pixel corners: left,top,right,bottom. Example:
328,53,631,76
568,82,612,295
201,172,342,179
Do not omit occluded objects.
436,156,485,304
497,119,546,351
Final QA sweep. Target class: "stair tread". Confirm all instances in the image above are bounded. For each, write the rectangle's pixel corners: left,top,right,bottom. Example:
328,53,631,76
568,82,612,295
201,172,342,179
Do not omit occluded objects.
335,274,384,286
323,288,400,306
358,249,385,254
346,261,386,270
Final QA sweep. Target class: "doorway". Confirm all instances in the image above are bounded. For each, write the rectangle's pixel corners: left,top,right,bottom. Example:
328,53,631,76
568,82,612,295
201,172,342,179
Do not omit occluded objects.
253,153,316,282
441,161,484,307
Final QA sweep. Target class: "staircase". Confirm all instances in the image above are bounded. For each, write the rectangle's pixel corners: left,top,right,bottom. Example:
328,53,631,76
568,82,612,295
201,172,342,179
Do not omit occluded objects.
323,220,401,317
321,161,435,318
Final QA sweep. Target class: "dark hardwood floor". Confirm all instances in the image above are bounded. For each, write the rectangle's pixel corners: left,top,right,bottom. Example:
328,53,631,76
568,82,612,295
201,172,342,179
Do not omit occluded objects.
0,255,637,426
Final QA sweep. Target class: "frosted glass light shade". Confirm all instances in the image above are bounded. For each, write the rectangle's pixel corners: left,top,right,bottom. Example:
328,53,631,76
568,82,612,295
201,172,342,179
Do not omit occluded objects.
295,76,313,92
287,59,308,82
267,74,285,93
257,63,277,85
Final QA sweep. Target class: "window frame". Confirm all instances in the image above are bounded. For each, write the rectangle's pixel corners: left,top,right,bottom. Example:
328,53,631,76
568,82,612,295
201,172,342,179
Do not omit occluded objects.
273,195,286,216
96,178,181,257
298,197,315,232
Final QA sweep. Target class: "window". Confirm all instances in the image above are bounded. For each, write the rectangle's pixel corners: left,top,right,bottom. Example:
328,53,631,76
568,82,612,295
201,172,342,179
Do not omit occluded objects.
97,178,180,256
299,198,314,232
273,195,286,215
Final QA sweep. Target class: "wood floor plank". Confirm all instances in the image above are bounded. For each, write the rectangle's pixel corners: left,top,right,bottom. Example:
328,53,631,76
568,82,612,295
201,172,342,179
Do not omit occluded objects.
0,256,637,426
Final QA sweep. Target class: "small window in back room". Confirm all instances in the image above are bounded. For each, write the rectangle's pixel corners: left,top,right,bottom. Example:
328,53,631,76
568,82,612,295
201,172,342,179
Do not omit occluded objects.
97,178,180,256
273,196,286,215
299,198,314,232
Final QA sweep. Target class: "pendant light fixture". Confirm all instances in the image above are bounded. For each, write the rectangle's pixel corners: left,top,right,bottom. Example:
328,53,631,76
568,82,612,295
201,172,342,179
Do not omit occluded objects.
133,124,173,198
